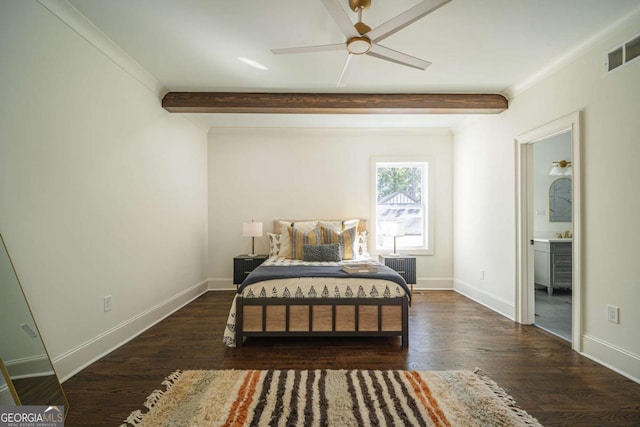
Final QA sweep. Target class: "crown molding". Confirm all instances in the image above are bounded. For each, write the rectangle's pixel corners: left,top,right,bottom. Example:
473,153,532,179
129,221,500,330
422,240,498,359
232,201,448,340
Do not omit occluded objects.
37,0,166,98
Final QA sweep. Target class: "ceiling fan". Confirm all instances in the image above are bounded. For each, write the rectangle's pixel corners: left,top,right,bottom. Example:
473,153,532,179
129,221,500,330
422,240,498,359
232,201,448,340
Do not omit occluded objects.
271,0,451,87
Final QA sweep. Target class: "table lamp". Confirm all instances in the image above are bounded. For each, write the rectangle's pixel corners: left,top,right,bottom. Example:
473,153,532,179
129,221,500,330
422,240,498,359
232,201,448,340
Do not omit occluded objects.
242,220,263,256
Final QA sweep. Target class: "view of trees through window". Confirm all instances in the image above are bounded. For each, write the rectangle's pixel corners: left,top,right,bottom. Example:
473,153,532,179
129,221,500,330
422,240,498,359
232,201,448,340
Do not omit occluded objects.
375,161,428,250
377,167,422,202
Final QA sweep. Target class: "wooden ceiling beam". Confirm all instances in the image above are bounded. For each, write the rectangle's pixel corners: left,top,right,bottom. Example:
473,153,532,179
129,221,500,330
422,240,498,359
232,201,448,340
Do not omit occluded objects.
161,92,507,114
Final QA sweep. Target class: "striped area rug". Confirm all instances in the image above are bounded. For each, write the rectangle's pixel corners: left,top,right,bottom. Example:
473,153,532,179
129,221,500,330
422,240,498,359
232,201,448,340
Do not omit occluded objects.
121,369,542,427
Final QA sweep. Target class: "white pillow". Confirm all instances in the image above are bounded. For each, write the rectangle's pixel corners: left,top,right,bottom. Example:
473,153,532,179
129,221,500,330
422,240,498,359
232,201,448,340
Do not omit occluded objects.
342,219,360,231
355,230,370,259
278,220,319,258
267,233,281,257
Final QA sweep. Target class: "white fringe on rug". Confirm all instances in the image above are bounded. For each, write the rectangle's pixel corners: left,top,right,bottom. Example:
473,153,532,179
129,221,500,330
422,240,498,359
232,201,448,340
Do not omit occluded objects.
120,370,183,427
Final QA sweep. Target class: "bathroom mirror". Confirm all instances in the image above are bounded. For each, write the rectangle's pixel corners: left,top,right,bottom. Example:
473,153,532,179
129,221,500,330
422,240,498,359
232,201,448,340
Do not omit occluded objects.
549,178,572,222
0,233,68,414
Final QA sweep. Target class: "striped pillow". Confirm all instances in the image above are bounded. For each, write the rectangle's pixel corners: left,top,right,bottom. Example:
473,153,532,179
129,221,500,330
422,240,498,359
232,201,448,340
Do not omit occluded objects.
288,227,322,260
320,226,357,260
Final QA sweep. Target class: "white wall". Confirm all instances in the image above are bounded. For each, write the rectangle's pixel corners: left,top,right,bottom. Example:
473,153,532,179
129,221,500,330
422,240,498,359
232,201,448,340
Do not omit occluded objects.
453,13,640,380
208,128,453,289
0,1,208,380
453,116,518,317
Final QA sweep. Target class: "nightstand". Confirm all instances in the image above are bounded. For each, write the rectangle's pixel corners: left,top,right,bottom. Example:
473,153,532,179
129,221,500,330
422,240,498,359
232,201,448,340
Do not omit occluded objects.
233,255,268,287
379,255,416,294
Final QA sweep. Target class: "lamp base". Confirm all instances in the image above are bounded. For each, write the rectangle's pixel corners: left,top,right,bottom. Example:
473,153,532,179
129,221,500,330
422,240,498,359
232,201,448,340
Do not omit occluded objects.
388,252,401,257
247,253,257,257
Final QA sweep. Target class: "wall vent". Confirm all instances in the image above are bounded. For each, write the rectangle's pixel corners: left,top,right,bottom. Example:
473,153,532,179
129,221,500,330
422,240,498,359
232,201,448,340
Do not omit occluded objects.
605,33,640,73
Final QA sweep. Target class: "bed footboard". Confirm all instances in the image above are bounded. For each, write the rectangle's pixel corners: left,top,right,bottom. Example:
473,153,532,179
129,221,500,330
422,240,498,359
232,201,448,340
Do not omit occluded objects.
235,297,409,348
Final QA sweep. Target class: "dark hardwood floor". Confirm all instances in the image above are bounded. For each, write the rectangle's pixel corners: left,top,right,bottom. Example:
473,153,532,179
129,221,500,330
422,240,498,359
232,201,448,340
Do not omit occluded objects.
62,291,640,426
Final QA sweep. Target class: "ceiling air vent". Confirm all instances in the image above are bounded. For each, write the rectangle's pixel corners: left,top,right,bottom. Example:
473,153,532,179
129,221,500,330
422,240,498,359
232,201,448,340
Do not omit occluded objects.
606,33,640,73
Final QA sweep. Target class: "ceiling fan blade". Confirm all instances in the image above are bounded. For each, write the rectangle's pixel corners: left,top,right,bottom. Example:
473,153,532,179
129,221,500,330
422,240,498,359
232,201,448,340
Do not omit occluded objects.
271,43,345,55
337,54,360,87
366,0,452,42
368,43,431,70
321,0,359,39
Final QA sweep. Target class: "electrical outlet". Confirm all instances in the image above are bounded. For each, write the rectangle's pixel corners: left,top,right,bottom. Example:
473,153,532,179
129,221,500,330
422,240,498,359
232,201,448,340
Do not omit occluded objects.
103,295,112,312
607,305,619,324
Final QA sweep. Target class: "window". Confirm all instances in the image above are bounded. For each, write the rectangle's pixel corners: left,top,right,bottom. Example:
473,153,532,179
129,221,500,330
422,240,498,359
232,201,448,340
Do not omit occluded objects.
372,159,432,254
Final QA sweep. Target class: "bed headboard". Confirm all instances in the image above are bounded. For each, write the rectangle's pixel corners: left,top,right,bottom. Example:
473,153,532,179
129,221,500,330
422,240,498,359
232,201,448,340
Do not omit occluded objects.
273,219,367,234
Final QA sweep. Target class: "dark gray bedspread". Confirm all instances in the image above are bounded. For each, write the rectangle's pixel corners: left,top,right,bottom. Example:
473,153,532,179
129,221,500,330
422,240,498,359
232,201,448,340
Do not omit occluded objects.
238,263,411,296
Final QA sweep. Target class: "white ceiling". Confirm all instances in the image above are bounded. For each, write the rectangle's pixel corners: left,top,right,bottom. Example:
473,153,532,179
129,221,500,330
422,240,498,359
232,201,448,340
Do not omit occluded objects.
66,0,640,128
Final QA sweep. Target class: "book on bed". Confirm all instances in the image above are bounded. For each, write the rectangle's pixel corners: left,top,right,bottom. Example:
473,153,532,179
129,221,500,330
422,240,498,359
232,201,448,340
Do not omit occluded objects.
341,262,378,274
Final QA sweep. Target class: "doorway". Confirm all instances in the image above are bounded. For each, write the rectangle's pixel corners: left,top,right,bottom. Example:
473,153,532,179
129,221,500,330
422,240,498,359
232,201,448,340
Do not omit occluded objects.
532,131,572,340
515,111,582,351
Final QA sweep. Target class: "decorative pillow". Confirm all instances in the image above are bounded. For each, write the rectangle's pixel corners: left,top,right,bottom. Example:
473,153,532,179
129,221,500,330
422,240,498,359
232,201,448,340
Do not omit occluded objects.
267,233,281,257
278,220,319,257
355,230,370,258
288,226,322,260
320,226,357,260
303,243,341,262
342,219,360,231
319,219,360,233
318,220,342,232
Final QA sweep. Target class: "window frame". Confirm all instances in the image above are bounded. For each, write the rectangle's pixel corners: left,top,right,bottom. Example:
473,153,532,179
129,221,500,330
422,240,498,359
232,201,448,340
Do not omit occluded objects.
370,156,434,255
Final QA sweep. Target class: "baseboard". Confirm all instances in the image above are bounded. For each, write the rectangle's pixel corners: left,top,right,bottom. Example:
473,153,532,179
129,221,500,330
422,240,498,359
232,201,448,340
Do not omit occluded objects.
581,334,640,383
54,280,209,382
208,278,235,291
3,355,54,380
415,277,453,289
453,279,515,320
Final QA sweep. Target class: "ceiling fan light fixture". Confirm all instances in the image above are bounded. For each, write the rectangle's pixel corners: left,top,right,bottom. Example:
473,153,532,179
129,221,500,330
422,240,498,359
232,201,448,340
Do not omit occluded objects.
346,36,372,55
348,0,371,12
271,0,450,86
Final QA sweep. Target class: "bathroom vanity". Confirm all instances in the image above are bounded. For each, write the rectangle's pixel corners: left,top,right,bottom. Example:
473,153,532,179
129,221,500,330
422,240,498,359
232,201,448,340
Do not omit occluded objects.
534,238,572,295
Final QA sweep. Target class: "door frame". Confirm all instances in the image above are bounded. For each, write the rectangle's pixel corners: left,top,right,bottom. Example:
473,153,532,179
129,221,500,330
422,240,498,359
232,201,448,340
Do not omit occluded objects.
515,111,582,351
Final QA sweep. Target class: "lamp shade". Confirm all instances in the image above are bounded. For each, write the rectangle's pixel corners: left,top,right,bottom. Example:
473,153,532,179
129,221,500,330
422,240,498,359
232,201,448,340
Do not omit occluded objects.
242,221,263,237
382,221,405,237
549,166,564,176
549,160,572,176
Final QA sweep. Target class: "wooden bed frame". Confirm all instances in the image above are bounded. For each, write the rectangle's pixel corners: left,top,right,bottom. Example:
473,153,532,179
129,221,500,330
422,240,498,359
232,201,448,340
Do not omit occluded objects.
233,219,410,348
235,296,409,348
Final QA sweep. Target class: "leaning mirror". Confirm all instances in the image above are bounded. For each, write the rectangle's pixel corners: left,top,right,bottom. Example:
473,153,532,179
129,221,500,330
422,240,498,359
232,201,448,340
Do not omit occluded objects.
549,178,572,222
0,233,68,414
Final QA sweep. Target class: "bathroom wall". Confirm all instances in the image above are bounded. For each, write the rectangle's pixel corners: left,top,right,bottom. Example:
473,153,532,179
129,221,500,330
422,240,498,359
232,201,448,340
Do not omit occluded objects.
533,132,573,238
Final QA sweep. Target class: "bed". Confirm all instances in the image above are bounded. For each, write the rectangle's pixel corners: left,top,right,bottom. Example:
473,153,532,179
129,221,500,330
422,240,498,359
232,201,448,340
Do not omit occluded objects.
223,219,411,348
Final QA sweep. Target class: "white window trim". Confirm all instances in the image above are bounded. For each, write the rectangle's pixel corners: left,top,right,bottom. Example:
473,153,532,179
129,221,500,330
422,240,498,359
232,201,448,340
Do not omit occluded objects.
370,156,434,256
